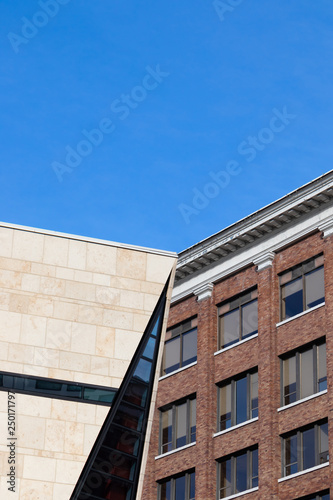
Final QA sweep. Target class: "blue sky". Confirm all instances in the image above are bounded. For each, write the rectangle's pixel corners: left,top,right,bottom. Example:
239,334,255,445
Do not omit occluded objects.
1,1,333,252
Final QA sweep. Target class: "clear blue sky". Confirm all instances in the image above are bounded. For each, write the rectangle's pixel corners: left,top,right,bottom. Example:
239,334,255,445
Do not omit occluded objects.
1,1,333,252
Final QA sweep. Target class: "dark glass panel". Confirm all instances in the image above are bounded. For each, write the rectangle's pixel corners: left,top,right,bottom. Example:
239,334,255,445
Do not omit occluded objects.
251,448,258,488
113,403,144,432
182,328,197,367
161,409,172,454
160,480,171,500
242,300,258,339
190,399,196,442
236,376,247,425
283,356,296,405
122,381,148,408
251,372,258,419
221,309,239,348
142,336,156,360
305,267,324,309
102,428,140,457
175,475,186,500
91,447,136,481
318,343,327,392
189,472,195,500
236,452,247,493
220,459,232,498
319,422,329,464
176,402,187,448
285,434,298,475
303,427,315,470
220,384,232,430
282,276,303,319
35,379,63,391
322,493,330,500
84,388,115,403
133,358,152,383
78,473,132,500
164,337,180,374
300,348,314,399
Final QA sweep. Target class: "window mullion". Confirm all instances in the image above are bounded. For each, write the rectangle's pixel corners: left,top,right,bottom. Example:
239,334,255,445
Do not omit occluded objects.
179,333,183,369
247,374,250,421
303,272,306,311
232,456,236,495
247,450,251,490
296,352,300,401
313,345,317,394
186,399,190,445
315,424,319,466
231,380,236,427
172,405,176,450
298,431,302,472
239,305,242,341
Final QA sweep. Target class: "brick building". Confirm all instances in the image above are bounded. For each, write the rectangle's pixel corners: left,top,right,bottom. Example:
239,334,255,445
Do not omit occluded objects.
143,171,333,500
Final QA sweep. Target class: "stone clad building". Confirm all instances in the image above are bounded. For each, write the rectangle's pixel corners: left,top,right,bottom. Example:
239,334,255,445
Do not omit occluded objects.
143,171,333,500
0,223,177,499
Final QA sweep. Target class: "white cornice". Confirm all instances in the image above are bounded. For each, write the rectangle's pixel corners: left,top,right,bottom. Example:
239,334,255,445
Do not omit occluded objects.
193,283,214,301
319,219,333,238
253,252,275,271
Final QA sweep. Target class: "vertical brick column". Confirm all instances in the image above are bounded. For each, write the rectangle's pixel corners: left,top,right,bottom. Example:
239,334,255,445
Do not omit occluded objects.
254,253,279,498
193,283,216,499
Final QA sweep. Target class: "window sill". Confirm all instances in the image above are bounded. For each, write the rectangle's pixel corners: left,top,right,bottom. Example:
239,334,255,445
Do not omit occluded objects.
278,462,329,483
214,417,258,438
276,302,325,328
220,486,259,500
214,334,258,356
155,441,196,460
159,361,197,381
277,389,327,412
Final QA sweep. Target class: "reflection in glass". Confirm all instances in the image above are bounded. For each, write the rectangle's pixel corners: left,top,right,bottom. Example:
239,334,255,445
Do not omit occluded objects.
285,434,298,475
235,453,247,493
220,384,231,430
301,348,314,399
242,300,258,339
182,329,197,367
283,356,296,405
164,337,180,374
176,403,187,448
236,377,247,425
318,343,327,391
305,267,324,309
133,358,152,383
302,427,315,470
282,276,303,319
221,308,239,348
220,458,232,498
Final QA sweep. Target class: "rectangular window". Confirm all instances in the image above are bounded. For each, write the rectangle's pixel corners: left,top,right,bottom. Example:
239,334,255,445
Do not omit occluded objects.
280,255,324,320
162,317,197,376
160,396,196,454
218,370,258,431
218,447,258,498
281,339,327,406
282,420,329,477
159,470,195,500
218,289,258,350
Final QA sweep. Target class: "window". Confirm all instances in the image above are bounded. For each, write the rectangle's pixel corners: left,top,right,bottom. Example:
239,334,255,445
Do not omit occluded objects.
280,254,324,320
218,447,258,499
282,420,329,477
218,288,258,350
158,471,195,500
296,491,330,500
161,317,197,376
281,339,327,406
218,370,258,431
160,396,196,454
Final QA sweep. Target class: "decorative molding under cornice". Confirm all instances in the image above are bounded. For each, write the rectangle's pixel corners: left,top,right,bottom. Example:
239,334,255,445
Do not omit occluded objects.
253,252,275,271
193,283,214,301
319,219,333,238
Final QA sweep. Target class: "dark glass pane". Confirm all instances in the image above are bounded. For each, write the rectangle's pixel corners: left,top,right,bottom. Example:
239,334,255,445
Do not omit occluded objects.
220,308,239,348
283,356,296,405
176,402,187,448
175,475,186,500
190,399,196,442
241,300,258,339
113,404,144,431
251,372,258,419
236,376,247,425
35,380,63,391
251,448,258,488
91,447,136,481
0,374,3,386
78,473,132,500
282,276,303,319
122,381,148,408
220,384,232,430
162,409,173,453
322,493,330,500
319,422,329,464
84,388,115,403
182,328,197,367
142,336,156,360
305,267,324,309
236,452,248,493
220,459,232,498
318,343,327,392
102,427,140,457
303,427,315,470
133,358,152,383
285,434,298,476
189,472,195,500
160,480,171,500
164,337,180,374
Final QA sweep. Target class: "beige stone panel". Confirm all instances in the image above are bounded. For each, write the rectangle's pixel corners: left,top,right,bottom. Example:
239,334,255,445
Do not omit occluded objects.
12,230,44,262
83,424,101,455
103,309,133,330
74,269,93,283
78,304,103,326
133,312,150,333
48,368,74,381
19,479,53,500
76,403,96,424
59,351,90,373
0,310,21,343
9,293,30,314
0,226,13,257
116,248,147,280
95,326,115,357
68,238,87,270
53,300,79,321
7,343,34,364
140,280,163,294
55,458,83,484
95,405,109,424
40,276,66,297
143,292,159,312
95,286,120,306
51,399,77,423
0,256,31,272
0,340,9,361
119,289,144,310
109,275,141,291
20,315,47,348
109,358,129,380
65,281,96,302
0,269,22,289
1,360,24,373
0,291,10,311
44,419,66,452
64,421,84,454
55,266,75,280
111,376,123,388
92,272,110,286
21,273,40,293
33,347,59,368
30,262,56,277
86,242,117,274
71,323,96,355
146,253,174,283
28,296,53,317
45,318,71,351
90,356,109,376
43,235,69,267
114,329,141,361
23,455,56,482
19,395,52,418
73,372,112,387
18,415,46,450
23,364,48,377
53,483,75,499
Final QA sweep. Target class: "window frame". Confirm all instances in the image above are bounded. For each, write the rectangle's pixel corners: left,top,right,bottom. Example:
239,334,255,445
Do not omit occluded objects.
281,420,329,478
158,470,195,500
280,338,327,407
217,369,258,432
161,317,198,376
217,288,258,351
217,446,258,499
279,254,324,321
159,395,196,455
295,491,330,500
